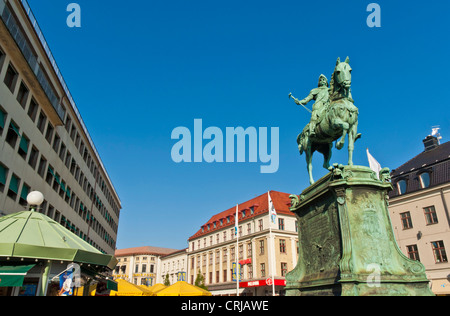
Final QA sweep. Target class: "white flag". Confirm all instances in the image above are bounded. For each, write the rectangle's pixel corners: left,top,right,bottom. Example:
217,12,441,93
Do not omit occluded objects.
367,148,381,179
268,192,277,224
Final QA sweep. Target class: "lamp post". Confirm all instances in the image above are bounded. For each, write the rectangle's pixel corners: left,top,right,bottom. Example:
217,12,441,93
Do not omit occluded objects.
26,191,51,296
26,191,44,212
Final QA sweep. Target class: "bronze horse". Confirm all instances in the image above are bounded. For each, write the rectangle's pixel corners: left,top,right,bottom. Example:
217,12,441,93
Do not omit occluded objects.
297,57,361,185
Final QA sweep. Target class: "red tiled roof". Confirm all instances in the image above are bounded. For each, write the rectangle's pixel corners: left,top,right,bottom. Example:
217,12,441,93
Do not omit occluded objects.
188,191,293,241
115,246,181,257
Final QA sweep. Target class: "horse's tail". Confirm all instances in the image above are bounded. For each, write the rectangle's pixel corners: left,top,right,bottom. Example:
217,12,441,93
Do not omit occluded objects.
297,133,304,154
297,128,308,155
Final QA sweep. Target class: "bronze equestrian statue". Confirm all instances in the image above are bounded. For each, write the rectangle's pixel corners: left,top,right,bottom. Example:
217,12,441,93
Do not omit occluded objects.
290,57,361,185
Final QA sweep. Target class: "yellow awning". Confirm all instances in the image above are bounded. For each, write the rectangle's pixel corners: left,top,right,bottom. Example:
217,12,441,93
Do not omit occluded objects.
156,281,212,296
110,279,155,296
147,283,167,293
74,285,97,296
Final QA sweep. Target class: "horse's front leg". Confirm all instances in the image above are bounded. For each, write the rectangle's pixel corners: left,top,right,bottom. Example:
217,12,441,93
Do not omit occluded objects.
333,119,349,150
323,142,333,170
347,124,358,166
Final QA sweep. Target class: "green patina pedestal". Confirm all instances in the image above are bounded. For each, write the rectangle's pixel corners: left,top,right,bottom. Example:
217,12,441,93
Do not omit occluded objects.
285,165,434,296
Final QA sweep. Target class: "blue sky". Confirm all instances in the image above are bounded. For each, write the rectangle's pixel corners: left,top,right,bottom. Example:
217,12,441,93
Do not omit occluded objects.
27,0,450,250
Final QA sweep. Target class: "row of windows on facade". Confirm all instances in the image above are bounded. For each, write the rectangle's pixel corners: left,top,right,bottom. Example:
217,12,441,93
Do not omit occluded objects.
192,218,296,251
399,205,447,264
406,241,447,264
395,172,431,195
162,260,185,273
0,159,115,252
191,239,297,269
0,164,113,254
0,58,116,250
400,205,440,229
191,261,290,285
0,48,120,218
117,260,187,276
114,264,156,275
201,207,258,232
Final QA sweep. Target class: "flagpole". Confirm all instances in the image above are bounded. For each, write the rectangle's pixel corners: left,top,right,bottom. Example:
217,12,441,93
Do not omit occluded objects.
268,192,276,296
236,204,239,297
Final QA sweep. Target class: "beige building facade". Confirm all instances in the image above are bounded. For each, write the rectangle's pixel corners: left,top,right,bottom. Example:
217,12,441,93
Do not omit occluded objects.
187,191,298,296
160,248,188,285
388,135,450,295
113,246,181,286
0,0,121,254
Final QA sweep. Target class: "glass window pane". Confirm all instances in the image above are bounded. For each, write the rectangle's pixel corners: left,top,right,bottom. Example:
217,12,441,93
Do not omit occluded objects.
420,173,430,188
397,180,407,194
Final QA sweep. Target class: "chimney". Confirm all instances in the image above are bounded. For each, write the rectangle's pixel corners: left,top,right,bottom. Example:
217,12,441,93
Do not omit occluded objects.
423,135,439,151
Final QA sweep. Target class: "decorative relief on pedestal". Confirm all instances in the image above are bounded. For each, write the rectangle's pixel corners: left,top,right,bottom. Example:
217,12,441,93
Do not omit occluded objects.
286,166,433,296
330,164,354,182
289,194,300,209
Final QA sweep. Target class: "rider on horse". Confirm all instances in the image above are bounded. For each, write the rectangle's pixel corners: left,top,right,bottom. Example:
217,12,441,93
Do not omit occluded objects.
294,74,330,138
289,57,361,185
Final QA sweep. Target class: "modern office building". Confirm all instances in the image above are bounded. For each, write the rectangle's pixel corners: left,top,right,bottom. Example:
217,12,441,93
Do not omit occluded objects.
113,246,181,286
388,134,450,296
187,191,298,296
0,0,121,255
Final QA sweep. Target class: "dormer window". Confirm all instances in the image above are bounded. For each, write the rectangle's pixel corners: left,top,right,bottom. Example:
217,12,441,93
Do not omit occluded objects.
397,180,407,195
419,172,430,189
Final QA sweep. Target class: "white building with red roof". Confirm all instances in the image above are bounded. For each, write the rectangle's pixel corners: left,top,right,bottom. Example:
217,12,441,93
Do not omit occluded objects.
187,190,298,296
113,246,181,286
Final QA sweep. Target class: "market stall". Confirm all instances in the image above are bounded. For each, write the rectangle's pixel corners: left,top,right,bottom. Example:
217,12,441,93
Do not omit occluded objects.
0,207,117,296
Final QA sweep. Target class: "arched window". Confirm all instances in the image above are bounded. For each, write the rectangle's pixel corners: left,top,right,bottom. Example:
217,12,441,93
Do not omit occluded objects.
397,180,407,195
419,172,430,189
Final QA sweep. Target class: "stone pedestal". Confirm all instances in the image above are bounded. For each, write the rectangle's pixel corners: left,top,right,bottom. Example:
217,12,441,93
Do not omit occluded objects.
285,165,434,296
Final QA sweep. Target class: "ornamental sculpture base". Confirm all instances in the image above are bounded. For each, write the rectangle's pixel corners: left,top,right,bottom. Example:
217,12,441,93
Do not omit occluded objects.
285,165,434,296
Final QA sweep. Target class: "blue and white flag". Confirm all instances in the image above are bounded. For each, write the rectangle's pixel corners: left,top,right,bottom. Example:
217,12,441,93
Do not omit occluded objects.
235,204,239,236
268,192,277,224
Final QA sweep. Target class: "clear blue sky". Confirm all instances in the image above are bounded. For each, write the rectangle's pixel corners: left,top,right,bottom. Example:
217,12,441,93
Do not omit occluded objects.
27,0,450,250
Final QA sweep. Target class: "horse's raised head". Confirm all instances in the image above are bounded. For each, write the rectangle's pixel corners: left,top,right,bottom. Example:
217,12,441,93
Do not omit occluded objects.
334,57,352,89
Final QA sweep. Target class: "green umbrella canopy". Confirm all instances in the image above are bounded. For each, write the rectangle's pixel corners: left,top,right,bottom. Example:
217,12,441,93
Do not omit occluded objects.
0,211,117,270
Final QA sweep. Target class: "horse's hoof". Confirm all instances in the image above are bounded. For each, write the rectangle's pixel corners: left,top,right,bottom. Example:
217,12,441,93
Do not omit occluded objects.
355,133,362,141
336,142,344,150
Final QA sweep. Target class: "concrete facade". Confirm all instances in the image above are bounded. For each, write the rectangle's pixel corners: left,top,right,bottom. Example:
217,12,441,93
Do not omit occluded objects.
0,0,121,255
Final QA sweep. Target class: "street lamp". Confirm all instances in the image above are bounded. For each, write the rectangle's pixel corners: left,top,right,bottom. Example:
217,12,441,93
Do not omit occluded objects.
27,191,44,212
